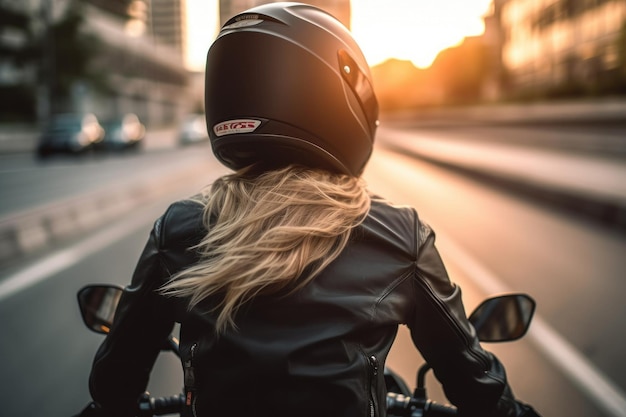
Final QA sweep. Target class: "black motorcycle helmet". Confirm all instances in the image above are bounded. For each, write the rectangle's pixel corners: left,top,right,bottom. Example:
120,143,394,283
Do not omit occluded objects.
205,2,379,176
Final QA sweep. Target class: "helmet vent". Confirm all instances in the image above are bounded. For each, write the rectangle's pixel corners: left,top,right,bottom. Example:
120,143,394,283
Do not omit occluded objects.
222,19,264,30
222,13,284,31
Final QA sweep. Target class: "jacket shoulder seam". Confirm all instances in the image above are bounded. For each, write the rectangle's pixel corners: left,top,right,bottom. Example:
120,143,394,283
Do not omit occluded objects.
371,269,414,321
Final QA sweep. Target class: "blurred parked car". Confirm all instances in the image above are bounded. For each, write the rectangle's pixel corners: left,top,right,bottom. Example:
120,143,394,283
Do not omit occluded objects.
37,113,104,157
178,114,208,145
99,113,145,151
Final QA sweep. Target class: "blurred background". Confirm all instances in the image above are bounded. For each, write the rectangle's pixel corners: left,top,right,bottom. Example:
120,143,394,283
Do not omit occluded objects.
0,1,625,417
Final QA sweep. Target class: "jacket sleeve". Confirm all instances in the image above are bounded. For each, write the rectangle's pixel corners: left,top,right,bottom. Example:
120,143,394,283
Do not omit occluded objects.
88,215,177,416
408,220,539,417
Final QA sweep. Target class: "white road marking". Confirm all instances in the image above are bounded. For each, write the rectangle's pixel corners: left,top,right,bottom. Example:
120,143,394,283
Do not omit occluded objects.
0,206,153,302
441,236,626,417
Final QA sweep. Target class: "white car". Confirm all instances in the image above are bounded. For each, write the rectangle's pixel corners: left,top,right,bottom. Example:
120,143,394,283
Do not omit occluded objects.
179,114,209,145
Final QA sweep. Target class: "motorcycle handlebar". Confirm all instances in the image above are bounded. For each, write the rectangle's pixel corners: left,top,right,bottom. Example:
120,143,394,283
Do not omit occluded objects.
80,392,452,416
387,392,412,413
387,392,457,416
138,393,185,416
425,401,457,416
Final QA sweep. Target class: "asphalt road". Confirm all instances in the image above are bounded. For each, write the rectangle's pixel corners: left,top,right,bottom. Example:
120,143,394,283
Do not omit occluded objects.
0,127,624,417
366,145,625,417
0,141,213,219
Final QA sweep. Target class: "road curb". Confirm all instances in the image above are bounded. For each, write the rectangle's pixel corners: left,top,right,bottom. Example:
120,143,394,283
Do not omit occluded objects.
379,127,626,231
0,163,206,267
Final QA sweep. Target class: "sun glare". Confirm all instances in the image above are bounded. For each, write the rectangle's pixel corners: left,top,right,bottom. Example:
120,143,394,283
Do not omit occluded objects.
351,0,492,68
185,0,219,71
184,0,493,71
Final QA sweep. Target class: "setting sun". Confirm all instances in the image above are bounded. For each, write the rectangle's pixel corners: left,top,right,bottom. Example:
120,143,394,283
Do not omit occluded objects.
185,1,493,70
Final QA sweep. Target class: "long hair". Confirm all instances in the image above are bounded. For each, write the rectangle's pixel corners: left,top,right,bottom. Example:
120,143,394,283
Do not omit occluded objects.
159,165,371,333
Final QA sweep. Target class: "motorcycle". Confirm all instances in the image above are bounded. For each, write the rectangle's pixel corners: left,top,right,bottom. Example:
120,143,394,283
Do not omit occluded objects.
75,284,536,416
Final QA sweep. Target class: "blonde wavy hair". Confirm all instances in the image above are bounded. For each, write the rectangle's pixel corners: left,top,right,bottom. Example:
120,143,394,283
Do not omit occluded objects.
160,165,371,333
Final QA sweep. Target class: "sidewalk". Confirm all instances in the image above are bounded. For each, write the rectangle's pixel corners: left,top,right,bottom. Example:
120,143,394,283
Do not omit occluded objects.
378,98,626,228
379,126,626,228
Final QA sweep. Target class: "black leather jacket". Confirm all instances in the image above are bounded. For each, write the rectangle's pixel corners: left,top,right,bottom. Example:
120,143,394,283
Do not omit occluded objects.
89,196,533,417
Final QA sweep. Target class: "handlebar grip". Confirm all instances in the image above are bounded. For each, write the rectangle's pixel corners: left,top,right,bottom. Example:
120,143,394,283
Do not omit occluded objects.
386,392,412,414
139,394,185,416
426,401,457,416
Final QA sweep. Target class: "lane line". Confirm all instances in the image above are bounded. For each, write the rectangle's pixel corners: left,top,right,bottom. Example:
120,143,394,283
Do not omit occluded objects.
440,236,626,417
0,206,153,302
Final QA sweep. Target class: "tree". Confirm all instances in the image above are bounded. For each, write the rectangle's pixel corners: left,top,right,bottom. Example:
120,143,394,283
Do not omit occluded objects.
0,0,105,121
429,37,490,103
0,5,37,121
46,0,106,112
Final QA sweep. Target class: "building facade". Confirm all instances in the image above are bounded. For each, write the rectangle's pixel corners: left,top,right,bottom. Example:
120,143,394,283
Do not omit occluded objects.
0,0,190,125
500,0,626,95
85,0,190,125
148,0,187,60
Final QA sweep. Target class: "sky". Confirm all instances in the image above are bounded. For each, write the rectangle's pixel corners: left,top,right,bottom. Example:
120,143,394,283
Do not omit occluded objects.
184,0,493,71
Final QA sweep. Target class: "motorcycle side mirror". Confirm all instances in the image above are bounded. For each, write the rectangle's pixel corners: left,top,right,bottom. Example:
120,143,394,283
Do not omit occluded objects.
468,294,535,343
77,284,124,334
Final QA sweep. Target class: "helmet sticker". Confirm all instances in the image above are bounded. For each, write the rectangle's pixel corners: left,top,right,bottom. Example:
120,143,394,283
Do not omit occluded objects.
214,119,262,137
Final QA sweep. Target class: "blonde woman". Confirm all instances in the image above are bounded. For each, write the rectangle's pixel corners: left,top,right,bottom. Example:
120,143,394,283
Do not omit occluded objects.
87,3,540,417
